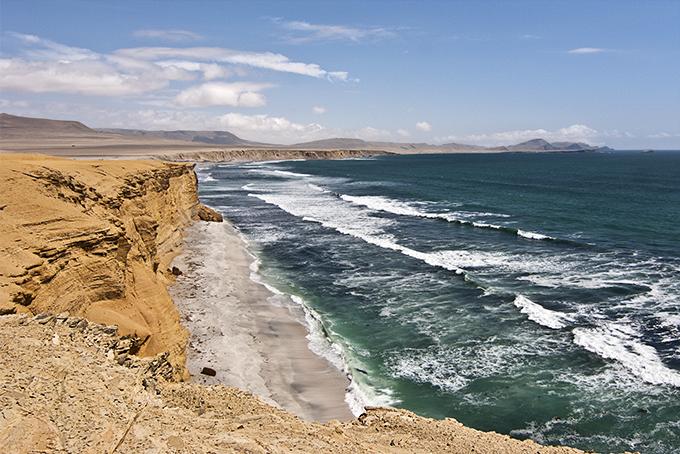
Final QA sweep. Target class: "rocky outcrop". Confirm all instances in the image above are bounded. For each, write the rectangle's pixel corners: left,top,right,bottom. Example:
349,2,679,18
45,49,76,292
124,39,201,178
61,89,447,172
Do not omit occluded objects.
194,204,223,222
0,154,201,377
0,314,585,453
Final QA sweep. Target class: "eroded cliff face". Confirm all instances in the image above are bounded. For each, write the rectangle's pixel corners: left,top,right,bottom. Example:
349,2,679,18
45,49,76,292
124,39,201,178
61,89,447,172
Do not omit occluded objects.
0,154,200,376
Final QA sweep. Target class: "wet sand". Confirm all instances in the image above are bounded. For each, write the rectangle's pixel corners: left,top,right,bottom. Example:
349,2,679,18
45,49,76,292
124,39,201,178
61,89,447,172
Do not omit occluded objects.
170,220,353,422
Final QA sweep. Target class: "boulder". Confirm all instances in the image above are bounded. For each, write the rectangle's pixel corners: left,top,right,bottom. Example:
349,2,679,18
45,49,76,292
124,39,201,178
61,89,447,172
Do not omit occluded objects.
200,367,217,377
195,205,223,223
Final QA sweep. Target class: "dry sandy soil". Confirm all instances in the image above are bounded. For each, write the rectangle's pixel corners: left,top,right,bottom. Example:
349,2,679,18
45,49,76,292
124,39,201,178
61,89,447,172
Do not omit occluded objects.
0,313,585,453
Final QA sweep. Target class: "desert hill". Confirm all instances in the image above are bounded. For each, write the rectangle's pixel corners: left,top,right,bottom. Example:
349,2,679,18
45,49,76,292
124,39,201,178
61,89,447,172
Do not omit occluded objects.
0,113,612,157
0,112,95,137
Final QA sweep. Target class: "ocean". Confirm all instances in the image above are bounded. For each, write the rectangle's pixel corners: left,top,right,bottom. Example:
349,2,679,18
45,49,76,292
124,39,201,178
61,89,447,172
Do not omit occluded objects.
197,151,680,453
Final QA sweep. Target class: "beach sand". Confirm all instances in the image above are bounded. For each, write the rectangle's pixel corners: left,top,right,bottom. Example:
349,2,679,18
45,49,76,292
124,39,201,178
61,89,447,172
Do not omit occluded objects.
170,220,353,422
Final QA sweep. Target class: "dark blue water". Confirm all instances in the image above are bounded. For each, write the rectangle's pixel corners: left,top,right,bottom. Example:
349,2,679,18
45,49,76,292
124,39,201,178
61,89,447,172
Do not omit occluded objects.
198,152,680,453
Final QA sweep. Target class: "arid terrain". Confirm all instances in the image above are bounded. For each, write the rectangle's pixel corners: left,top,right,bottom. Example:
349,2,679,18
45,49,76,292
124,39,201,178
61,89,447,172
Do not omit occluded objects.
0,113,610,161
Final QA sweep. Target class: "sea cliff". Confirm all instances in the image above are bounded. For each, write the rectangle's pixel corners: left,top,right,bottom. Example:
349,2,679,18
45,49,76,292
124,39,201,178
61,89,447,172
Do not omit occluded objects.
0,154,585,453
0,154,205,377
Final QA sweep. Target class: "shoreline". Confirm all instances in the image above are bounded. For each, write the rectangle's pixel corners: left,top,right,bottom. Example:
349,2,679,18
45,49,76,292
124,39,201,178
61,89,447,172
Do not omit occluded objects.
170,219,353,422
0,153,590,452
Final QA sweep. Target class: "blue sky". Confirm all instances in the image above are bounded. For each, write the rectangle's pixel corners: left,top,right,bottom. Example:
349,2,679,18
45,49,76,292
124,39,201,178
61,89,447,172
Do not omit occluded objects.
1,0,678,147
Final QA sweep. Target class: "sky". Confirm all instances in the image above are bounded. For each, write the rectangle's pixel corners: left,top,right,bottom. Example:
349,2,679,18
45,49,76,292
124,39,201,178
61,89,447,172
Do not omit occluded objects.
1,0,679,148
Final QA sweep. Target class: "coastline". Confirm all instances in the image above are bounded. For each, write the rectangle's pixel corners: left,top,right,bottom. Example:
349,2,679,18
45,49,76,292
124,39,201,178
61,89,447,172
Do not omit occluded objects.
0,153,588,452
170,220,353,422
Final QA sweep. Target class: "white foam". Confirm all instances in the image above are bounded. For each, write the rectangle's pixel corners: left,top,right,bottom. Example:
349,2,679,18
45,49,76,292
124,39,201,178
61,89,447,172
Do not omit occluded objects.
250,188,569,281
288,294,397,415
388,340,544,393
472,221,502,229
341,194,556,241
517,229,553,240
248,169,312,178
341,195,441,219
198,173,217,183
513,295,574,329
573,323,680,387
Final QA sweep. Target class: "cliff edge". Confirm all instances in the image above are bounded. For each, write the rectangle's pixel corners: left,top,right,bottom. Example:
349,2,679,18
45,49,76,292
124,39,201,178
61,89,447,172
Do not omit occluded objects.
0,154,203,376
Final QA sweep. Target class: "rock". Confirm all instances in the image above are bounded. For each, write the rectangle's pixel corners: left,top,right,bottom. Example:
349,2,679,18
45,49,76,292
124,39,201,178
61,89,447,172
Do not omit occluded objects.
102,325,118,335
200,367,217,377
9,286,34,306
171,266,183,276
195,204,223,222
33,313,54,325
0,302,16,316
67,317,82,328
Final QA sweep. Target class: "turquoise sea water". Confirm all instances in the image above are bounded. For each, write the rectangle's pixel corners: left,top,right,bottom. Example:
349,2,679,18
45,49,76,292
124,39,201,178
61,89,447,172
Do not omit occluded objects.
198,152,680,453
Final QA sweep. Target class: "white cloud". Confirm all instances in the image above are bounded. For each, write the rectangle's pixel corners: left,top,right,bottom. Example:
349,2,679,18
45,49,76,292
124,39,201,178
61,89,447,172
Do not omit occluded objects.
133,29,203,42
275,19,396,43
521,34,541,40
416,121,432,132
312,106,326,114
567,47,608,54
175,82,270,107
0,32,350,97
155,60,236,80
0,58,173,95
396,128,410,137
8,32,98,61
436,124,603,146
216,112,322,133
115,47,349,80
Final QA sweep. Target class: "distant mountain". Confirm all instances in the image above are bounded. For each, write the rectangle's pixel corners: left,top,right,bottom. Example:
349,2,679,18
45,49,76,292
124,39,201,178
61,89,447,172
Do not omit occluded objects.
289,137,494,153
97,128,268,147
506,139,609,152
290,137,606,153
0,113,95,136
1,113,613,154
291,138,372,149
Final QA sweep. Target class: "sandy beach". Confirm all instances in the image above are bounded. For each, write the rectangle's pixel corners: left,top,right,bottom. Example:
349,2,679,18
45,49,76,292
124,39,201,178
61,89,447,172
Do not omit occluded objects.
170,220,353,422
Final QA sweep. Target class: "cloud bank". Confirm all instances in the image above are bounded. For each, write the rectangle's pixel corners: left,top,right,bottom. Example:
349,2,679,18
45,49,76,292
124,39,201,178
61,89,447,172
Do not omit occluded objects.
436,124,614,146
0,32,350,99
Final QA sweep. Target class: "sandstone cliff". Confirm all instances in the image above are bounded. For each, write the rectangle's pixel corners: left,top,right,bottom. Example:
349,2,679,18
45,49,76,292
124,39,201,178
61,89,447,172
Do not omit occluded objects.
0,154,203,376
